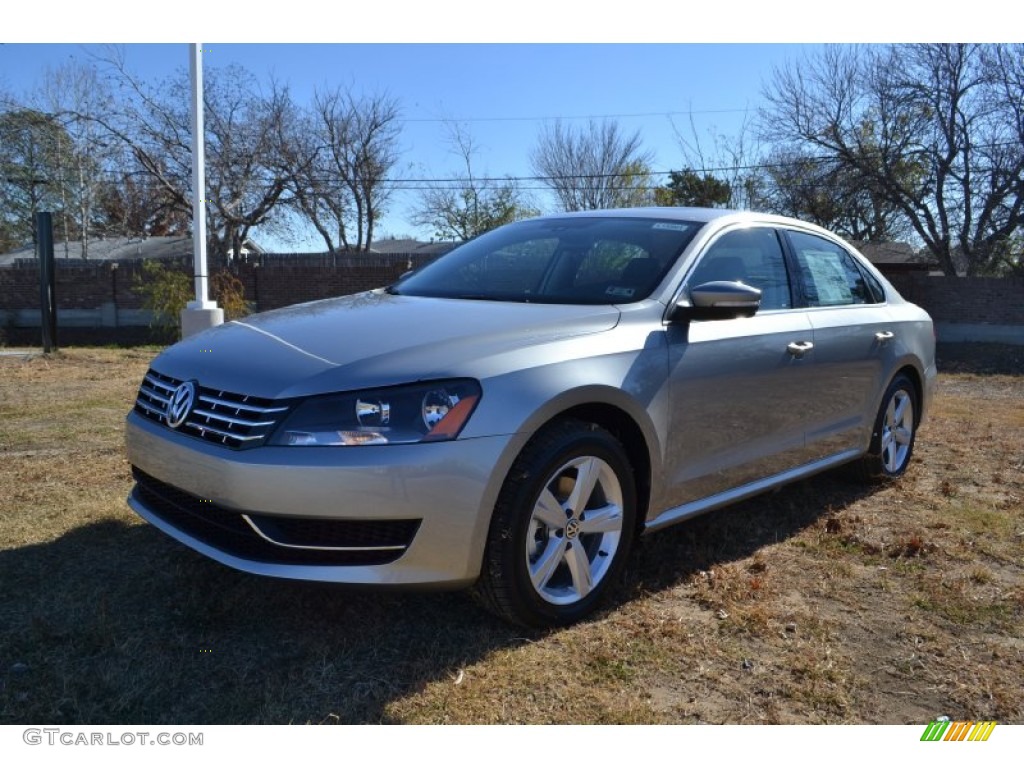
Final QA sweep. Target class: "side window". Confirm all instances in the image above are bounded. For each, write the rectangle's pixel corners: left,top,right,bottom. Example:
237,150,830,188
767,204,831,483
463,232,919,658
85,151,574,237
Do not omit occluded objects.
787,231,877,306
688,227,793,311
858,261,887,303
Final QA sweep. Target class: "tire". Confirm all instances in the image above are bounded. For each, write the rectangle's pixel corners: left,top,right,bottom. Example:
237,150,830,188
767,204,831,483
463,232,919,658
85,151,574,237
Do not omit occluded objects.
851,374,918,483
473,419,637,628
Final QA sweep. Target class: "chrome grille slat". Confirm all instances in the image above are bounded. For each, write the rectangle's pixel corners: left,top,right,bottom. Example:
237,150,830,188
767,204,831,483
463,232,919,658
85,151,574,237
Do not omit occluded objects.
190,408,277,428
198,393,288,414
135,400,165,417
133,368,289,449
138,385,170,405
184,420,264,442
143,373,177,393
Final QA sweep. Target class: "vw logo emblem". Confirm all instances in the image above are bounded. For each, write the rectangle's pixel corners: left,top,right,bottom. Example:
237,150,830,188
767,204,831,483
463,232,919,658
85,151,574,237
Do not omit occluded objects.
165,381,196,429
565,518,581,540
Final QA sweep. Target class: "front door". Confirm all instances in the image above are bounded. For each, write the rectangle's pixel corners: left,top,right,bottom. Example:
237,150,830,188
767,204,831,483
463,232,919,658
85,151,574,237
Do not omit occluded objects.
663,225,817,507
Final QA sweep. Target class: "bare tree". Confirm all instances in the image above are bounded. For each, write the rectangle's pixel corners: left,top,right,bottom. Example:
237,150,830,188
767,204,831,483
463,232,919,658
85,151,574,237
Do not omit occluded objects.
531,119,654,211
761,44,1024,275
668,110,764,210
36,60,118,259
0,108,69,248
90,52,294,259
277,108,340,251
202,66,293,259
2,61,183,256
343,90,401,250
88,48,193,229
89,137,190,240
758,149,912,242
282,86,402,252
412,122,536,241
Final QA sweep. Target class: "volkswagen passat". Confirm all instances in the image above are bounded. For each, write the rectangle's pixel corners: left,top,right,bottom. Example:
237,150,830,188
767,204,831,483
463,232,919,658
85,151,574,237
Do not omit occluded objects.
126,208,936,626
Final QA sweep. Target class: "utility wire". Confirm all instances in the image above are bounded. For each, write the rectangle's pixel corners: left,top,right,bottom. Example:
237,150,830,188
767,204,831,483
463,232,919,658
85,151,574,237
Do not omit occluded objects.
401,108,753,123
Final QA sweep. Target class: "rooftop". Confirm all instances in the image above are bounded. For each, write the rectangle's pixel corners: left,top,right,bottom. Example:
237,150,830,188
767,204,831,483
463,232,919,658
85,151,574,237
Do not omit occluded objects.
0,236,193,267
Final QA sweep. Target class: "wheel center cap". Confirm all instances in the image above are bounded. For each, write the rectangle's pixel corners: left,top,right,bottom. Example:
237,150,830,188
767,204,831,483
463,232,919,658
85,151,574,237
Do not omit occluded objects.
565,518,581,539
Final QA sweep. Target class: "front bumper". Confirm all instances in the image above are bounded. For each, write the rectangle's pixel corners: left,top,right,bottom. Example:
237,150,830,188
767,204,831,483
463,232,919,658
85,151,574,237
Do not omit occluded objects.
125,411,517,587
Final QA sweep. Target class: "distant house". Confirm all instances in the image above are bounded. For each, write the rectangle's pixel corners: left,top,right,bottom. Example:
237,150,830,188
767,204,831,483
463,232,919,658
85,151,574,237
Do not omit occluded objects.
850,241,939,277
369,238,459,257
0,236,191,267
0,235,266,268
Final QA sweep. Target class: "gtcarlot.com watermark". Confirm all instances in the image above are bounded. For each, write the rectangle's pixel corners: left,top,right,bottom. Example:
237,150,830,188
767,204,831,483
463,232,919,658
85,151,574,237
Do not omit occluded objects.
23,729,203,747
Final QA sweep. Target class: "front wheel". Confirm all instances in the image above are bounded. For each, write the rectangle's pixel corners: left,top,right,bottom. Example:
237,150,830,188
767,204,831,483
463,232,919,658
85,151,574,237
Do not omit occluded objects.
851,374,918,482
473,420,637,627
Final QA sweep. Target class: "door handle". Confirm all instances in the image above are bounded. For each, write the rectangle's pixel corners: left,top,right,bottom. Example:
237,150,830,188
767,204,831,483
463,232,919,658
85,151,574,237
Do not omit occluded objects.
786,341,814,357
875,331,895,343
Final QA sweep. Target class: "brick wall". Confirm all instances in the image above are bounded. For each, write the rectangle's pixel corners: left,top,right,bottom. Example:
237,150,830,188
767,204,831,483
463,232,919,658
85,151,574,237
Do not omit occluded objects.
2,259,1022,336
237,263,420,311
887,274,1024,325
0,256,433,319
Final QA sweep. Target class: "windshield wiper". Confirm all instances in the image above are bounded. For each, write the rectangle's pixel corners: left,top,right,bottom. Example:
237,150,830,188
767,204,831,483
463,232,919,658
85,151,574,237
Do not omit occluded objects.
454,294,533,302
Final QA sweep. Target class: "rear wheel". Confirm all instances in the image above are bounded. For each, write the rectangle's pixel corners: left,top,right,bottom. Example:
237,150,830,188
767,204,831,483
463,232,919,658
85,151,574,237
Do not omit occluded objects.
473,420,637,627
851,374,918,482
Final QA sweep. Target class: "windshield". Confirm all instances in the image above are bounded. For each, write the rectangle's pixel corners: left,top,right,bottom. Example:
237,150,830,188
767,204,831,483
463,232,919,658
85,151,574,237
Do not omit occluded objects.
391,216,702,304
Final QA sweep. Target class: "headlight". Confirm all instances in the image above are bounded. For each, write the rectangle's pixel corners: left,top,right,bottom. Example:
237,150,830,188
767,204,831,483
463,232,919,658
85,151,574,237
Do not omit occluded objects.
269,379,481,446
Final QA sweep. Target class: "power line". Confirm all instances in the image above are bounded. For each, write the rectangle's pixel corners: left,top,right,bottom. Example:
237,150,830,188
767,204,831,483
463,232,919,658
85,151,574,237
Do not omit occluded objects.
401,108,753,124
8,142,1021,190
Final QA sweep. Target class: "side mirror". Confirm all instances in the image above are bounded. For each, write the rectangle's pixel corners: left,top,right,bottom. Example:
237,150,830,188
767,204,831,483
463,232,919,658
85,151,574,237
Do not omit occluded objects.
670,281,762,322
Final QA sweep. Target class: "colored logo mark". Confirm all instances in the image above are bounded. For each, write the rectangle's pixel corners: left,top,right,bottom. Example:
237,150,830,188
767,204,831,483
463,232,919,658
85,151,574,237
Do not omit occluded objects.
921,720,997,742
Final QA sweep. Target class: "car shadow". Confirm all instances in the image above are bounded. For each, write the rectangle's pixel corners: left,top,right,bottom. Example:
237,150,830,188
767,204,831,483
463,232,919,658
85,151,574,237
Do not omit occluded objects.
620,466,880,598
0,519,535,725
0,468,876,725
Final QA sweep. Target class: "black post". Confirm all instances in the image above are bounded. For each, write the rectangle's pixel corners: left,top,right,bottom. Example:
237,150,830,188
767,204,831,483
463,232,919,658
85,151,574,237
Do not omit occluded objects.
35,212,57,353
110,263,119,329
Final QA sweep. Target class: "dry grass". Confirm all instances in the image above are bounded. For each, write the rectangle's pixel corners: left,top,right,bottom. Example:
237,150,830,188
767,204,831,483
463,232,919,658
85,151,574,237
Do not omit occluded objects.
1,345,1022,724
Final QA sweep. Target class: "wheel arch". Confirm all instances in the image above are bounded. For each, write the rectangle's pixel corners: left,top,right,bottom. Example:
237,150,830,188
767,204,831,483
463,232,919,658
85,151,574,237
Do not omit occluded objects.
548,402,653,535
892,362,924,427
471,388,658,577
471,405,648,625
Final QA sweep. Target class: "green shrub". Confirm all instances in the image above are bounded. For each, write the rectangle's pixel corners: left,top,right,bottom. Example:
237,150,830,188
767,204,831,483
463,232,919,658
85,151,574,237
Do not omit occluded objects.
134,261,251,342
134,261,191,341
211,270,253,320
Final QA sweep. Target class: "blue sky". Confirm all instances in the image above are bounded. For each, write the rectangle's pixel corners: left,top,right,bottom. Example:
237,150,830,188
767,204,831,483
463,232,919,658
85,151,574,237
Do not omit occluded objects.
0,4,1000,250
0,42,819,248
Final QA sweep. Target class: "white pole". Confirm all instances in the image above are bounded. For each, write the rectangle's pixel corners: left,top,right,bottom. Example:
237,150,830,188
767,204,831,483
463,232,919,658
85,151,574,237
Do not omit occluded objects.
181,43,223,338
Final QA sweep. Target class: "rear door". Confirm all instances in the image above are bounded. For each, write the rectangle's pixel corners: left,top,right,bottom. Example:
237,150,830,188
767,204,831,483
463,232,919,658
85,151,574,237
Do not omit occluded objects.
781,229,895,459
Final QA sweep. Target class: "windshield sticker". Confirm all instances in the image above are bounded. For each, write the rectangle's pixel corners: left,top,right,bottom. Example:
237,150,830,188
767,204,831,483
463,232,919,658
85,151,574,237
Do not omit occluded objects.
606,286,636,298
652,222,689,231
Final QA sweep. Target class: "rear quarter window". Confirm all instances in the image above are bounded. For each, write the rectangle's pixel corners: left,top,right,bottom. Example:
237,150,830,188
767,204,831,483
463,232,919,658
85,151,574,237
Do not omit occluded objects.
786,230,878,306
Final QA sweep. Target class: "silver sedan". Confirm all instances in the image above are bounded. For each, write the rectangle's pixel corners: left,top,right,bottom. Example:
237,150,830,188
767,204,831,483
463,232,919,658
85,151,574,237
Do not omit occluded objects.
125,208,936,626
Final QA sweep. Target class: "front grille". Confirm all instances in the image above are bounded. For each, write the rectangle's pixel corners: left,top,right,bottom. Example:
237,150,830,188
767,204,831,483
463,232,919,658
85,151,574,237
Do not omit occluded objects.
134,369,290,449
131,467,420,567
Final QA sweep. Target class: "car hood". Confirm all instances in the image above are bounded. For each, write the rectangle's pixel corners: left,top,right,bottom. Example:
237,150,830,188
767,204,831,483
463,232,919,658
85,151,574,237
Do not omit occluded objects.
150,291,621,398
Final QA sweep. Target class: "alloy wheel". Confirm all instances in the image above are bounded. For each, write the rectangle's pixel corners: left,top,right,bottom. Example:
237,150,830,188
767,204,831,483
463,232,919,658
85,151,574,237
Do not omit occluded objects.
881,389,914,473
524,455,625,606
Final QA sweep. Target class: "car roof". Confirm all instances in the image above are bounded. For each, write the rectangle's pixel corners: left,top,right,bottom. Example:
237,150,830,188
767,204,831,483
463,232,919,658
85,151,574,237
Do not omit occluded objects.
530,206,823,229
525,207,874,268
